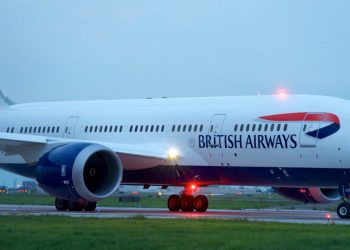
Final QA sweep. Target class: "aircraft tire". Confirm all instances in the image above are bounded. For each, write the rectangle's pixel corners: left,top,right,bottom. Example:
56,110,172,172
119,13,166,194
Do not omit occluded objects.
181,195,194,212
337,202,350,219
194,195,208,212
167,194,181,211
67,200,84,211
85,202,97,211
55,198,68,211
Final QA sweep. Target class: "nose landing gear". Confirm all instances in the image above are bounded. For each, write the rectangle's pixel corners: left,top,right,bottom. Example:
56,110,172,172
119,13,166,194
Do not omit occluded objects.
337,202,350,219
337,184,350,219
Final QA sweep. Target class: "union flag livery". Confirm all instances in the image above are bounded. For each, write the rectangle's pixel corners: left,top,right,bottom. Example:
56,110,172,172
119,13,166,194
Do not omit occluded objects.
259,112,340,139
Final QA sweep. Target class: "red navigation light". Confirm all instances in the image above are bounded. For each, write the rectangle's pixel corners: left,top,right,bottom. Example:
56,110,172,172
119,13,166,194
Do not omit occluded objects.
299,188,306,193
190,184,197,190
326,214,332,220
275,88,289,99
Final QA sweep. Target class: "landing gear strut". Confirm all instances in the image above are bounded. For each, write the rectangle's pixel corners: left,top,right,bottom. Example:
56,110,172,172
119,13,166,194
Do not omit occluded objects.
337,184,350,219
55,198,97,212
167,187,209,212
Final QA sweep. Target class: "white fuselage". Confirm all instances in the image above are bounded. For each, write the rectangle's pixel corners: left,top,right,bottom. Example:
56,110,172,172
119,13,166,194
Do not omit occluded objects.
1,94,350,188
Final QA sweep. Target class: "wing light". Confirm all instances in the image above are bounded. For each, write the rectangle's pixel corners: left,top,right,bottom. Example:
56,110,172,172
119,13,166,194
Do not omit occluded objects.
167,147,180,161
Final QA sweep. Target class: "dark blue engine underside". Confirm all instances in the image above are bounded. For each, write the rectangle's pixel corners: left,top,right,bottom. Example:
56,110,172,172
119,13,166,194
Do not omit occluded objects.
123,165,350,187
1,163,350,188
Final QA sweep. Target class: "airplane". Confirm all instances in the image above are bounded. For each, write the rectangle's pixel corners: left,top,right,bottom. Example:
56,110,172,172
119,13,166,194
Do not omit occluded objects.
1,90,350,219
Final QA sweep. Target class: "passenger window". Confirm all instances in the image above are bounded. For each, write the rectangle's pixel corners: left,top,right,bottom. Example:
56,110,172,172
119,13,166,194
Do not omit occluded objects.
150,125,154,132
47,126,50,133
234,124,238,132
99,126,103,133
6,127,9,133
194,125,198,132
240,124,244,132
109,126,113,133
252,124,256,132
119,126,123,132
52,127,56,133
43,127,46,133
183,125,187,132
90,126,93,133
11,127,14,133
20,127,23,133
258,124,262,131
104,126,108,133
200,125,204,132
135,125,138,132
38,127,41,133
161,125,165,132
277,124,281,132
56,127,60,133
33,127,37,133
85,126,88,133
95,126,98,133
188,125,192,132
246,124,250,132
264,124,268,131
145,125,149,132
177,125,181,132
270,124,274,131
172,125,176,132
156,125,159,132
129,125,133,132
284,124,288,131
140,125,143,132
29,127,32,133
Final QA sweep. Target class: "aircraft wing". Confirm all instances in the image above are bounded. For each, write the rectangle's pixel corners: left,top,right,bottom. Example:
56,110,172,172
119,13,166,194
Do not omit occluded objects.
0,132,168,169
0,132,54,150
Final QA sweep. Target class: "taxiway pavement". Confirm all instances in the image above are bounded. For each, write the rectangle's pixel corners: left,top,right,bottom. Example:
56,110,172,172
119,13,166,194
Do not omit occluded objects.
0,204,348,224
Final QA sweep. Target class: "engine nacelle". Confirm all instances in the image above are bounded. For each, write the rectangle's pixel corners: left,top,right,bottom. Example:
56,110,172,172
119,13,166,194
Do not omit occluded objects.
37,143,123,202
274,187,341,204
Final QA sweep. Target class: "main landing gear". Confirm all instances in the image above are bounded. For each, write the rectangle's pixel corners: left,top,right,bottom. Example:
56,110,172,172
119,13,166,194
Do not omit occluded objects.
55,198,97,212
167,186,209,212
337,184,350,219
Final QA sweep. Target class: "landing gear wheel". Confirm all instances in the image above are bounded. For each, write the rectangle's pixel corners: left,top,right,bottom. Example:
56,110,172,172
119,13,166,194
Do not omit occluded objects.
181,195,194,212
337,203,350,219
67,200,84,211
55,198,68,211
194,195,208,212
85,202,97,211
168,195,181,211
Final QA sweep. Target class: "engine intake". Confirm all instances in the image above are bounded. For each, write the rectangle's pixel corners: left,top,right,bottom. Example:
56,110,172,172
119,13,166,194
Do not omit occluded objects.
37,143,122,201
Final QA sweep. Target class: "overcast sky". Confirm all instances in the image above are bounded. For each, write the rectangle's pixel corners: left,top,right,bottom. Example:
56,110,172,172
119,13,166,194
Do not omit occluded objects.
0,1,350,186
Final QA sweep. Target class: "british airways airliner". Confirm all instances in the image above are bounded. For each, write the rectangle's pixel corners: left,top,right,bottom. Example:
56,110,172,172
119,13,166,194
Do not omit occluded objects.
1,90,350,218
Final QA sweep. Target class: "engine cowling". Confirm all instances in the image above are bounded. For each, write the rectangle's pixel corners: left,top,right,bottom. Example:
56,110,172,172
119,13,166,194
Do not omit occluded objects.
274,187,341,204
36,143,123,201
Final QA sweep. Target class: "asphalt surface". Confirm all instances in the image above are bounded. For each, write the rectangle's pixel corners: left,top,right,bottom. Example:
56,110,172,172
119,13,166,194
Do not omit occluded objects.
1,204,349,224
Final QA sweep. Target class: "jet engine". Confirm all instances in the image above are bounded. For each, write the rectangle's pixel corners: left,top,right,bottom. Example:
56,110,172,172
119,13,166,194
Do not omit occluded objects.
36,143,123,202
274,187,341,204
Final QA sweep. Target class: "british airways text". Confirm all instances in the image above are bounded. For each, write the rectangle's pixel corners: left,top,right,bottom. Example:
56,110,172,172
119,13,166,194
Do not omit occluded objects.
198,134,298,149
